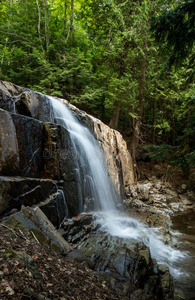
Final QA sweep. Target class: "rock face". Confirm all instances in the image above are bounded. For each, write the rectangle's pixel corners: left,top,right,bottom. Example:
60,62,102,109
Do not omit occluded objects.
0,80,135,217
0,109,19,175
12,114,44,178
42,122,81,216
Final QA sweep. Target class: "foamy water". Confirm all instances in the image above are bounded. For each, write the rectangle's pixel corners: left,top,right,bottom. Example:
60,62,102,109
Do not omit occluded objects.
98,212,188,278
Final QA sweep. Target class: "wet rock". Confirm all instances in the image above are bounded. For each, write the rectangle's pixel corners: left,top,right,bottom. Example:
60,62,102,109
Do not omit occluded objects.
158,265,174,300
67,250,94,268
95,122,134,197
42,122,81,216
12,114,44,177
42,123,74,180
96,270,133,297
62,213,95,242
38,190,69,227
0,109,19,175
62,213,174,299
0,176,57,214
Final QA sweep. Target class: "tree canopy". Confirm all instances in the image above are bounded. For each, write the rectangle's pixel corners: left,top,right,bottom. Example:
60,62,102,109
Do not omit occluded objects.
0,0,194,177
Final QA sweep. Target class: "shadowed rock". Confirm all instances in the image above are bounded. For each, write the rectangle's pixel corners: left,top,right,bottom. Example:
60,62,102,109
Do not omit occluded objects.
12,114,44,178
42,122,81,216
0,176,57,215
0,109,19,175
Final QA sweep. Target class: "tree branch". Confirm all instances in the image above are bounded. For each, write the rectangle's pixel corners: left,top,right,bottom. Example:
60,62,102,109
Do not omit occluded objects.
0,224,27,240
0,30,36,45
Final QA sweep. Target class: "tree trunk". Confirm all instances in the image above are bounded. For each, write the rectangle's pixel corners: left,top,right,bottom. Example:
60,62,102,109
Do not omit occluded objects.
152,97,157,144
108,25,112,49
109,101,120,130
64,0,67,32
44,0,49,51
172,117,176,146
35,0,44,51
70,0,74,98
129,44,147,160
70,0,74,55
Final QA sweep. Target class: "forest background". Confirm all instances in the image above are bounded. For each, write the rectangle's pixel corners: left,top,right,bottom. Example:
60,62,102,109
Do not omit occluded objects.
0,0,194,179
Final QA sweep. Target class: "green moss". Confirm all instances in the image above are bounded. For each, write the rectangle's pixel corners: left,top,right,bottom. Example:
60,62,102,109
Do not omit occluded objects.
30,229,62,254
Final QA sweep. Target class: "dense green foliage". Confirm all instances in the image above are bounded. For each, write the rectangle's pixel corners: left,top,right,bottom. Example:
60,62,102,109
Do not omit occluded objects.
151,0,195,70
0,0,194,175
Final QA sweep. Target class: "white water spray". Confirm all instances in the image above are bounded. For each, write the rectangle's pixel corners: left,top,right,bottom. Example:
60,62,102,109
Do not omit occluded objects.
49,97,187,278
98,212,187,277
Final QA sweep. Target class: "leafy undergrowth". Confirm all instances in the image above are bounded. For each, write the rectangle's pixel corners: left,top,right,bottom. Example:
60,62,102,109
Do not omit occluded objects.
0,222,127,300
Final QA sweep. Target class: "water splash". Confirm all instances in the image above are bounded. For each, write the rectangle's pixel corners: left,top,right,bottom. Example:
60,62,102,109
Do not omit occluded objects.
97,212,187,278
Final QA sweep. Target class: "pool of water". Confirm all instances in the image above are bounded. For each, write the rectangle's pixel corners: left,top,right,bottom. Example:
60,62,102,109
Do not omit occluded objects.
171,210,195,300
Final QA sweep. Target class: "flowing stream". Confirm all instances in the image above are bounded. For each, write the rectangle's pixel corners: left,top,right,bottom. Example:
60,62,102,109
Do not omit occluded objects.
49,97,187,279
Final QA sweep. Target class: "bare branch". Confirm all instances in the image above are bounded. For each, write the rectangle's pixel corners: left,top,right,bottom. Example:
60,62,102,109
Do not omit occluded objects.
0,224,27,240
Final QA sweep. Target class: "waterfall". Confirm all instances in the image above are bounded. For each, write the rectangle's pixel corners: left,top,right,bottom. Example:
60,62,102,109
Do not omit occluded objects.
56,189,69,224
49,97,118,212
49,97,187,278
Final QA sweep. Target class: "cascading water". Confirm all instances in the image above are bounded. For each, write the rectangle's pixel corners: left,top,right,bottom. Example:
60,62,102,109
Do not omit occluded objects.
49,97,187,278
49,96,118,212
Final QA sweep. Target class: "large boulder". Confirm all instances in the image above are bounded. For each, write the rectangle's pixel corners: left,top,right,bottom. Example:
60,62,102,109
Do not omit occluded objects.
20,206,72,254
0,82,54,123
0,109,19,175
15,91,54,123
0,81,25,113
